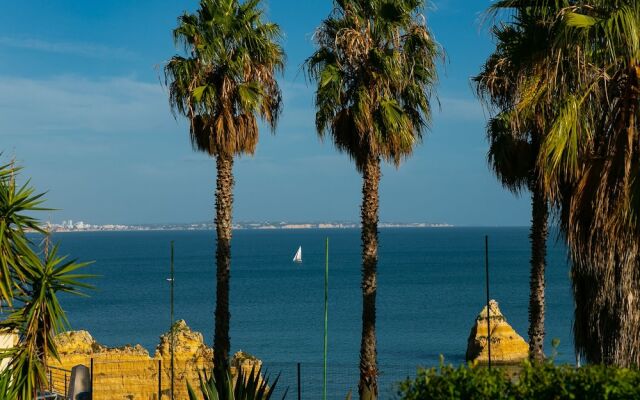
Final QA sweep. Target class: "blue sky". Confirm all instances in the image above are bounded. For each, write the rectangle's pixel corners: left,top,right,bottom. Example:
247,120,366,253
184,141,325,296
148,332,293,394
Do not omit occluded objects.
0,0,530,226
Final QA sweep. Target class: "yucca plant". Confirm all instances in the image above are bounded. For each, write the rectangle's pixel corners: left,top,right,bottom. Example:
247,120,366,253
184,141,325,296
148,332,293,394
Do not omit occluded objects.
0,160,93,399
0,161,47,306
0,244,93,400
187,365,287,400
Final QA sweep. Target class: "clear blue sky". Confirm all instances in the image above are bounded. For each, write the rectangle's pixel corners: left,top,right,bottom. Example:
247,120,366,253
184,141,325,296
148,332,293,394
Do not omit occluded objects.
0,0,530,226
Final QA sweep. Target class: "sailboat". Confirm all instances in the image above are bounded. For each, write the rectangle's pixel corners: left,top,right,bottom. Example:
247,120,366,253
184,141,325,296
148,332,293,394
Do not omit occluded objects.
293,246,302,263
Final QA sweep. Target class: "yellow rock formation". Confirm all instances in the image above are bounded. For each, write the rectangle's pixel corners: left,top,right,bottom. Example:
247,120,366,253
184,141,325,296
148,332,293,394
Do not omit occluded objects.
465,299,529,364
49,320,260,400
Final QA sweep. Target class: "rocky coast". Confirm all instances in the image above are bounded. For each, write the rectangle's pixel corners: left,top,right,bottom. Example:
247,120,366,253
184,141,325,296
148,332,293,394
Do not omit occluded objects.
50,320,260,400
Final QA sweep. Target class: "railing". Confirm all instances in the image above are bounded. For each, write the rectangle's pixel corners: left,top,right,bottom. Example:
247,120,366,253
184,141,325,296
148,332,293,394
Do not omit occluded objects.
46,366,71,398
47,360,418,400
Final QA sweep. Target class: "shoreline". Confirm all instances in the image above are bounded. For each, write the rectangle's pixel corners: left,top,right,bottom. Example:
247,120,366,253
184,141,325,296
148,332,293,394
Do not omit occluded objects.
38,223,455,233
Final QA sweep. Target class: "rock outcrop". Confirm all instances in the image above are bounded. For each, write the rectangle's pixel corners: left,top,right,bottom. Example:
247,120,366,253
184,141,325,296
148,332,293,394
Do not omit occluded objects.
465,300,529,364
50,320,260,400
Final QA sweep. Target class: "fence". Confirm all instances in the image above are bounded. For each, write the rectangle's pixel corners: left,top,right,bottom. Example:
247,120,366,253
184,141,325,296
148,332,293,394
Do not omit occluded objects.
267,362,419,400
47,366,71,398
47,360,418,400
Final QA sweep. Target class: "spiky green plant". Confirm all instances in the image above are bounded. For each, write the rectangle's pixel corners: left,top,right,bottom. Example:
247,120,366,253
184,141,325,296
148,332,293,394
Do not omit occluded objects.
307,0,441,396
0,161,93,399
187,365,287,400
164,0,284,371
0,161,46,306
0,245,92,400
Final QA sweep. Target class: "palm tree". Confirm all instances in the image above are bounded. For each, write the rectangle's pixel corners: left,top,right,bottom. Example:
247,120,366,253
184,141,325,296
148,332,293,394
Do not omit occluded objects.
489,0,640,366
307,0,440,396
532,0,640,366
486,115,548,363
164,0,284,371
474,3,564,362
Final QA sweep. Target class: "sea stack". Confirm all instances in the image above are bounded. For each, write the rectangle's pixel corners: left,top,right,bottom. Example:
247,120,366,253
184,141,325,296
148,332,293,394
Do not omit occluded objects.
465,299,528,364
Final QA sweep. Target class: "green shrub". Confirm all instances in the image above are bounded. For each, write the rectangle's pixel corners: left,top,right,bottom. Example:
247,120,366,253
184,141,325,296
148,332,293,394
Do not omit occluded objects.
398,361,640,400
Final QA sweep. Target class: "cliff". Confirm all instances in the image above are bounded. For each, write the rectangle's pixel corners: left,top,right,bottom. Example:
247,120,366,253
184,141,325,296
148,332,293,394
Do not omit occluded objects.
50,320,260,400
465,300,529,364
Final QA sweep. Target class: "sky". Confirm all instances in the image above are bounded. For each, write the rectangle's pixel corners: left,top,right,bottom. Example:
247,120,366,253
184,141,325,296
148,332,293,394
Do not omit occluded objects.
0,0,531,226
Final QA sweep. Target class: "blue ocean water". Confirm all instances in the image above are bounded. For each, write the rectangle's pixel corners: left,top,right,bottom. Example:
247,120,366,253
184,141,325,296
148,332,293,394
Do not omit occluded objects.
54,227,573,398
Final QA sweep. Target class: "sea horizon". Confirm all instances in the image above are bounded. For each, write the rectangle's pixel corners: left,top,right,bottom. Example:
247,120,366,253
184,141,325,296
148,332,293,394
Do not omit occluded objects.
40,221,554,233
53,227,574,398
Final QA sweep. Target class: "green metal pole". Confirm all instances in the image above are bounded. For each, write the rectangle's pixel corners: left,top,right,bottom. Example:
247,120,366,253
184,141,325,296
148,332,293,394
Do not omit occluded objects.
170,241,175,399
323,237,329,400
485,235,491,370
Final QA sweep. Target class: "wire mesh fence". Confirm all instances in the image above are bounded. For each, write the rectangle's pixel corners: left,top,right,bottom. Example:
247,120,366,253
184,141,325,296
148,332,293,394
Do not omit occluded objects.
47,359,419,399
267,362,418,400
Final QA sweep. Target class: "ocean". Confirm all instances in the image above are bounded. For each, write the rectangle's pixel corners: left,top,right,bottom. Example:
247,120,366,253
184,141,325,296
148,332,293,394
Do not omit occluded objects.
54,227,573,398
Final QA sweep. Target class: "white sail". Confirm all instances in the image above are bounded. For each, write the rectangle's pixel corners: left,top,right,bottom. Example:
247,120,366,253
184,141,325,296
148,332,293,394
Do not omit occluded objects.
293,246,302,263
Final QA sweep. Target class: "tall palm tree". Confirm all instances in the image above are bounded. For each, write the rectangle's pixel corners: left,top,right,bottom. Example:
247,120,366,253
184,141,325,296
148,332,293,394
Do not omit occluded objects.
164,0,284,371
307,0,440,396
490,0,640,366
474,3,564,362
485,114,548,362
533,0,640,366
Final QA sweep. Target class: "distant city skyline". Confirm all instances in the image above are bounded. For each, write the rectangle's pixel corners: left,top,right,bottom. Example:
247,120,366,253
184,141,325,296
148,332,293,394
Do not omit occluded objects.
0,0,530,227
45,219,456,233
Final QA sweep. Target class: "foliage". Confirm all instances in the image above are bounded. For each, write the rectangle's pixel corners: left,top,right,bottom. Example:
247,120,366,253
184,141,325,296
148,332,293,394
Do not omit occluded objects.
398,362,640,400
165,0,284,371
306,0,442,172
0,162,46,306
307,1,441,397
485,0,640,367
164,0,284,158
0,161,93,399
474,0,566,364
186,365,287,400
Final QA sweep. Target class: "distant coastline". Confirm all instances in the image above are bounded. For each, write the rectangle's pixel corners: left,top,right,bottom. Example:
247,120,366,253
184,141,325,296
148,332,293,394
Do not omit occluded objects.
40,220,454,233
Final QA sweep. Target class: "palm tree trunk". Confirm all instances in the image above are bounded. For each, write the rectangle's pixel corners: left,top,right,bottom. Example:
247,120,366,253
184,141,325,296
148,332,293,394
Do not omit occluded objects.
214,155,234,372
528,177,548,362
359,155,380,400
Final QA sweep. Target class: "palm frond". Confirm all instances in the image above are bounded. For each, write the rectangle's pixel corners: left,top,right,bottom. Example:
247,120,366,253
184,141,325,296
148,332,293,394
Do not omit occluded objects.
306,0,441,172
164,0,284,158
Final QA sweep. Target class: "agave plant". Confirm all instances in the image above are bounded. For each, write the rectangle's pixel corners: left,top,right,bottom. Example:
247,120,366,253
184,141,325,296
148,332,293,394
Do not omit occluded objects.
187,365,287,400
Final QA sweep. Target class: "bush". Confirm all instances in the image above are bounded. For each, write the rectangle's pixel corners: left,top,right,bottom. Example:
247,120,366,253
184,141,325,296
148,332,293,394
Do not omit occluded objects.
397,361,640,400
